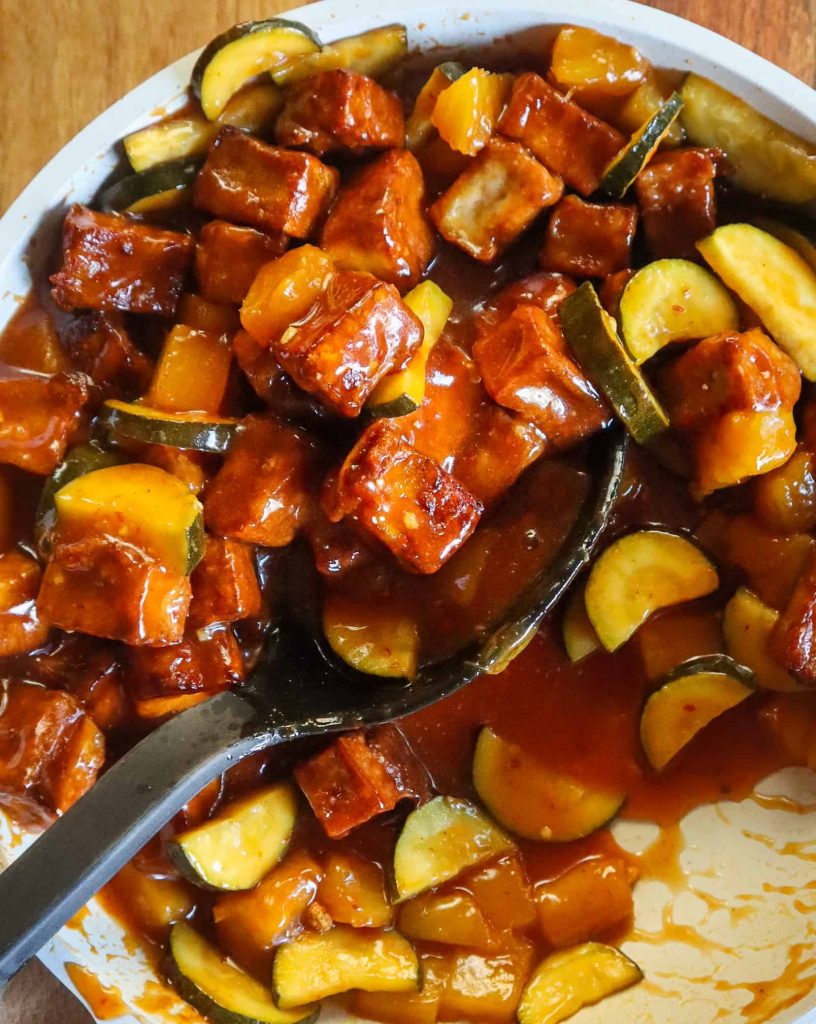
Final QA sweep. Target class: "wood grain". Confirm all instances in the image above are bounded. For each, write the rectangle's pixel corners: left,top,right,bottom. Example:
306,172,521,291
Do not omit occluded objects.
0,1,813,1021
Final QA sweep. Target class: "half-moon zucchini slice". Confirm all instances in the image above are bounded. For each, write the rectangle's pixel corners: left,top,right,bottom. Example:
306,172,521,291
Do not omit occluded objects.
723,587,802,692
168,923,317,1024
584,530,719,652
599,91,683,199
619,259,739,365
472,727,625,842
100,157,201,214
406,63,466,152
36,442,123,547
755,216,816,275
270,24,407,86
640,654,754,770
393,796,514,902
322,593,420,680
561,585,600,663
192,19,321,120
101,399,239,455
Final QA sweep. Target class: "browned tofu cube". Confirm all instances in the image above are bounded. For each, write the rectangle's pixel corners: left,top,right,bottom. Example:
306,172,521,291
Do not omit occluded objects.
497,73,625,196
204,413,317,546
772,549,816,684
306,510,372,577
473,305,609,447
598,269,634,319
321,150,435,290
232,329,327,427
61,311,153,399
429,138,563,263
195,220,288,305
189,537,262,628
276,70,405,156
0,365,89,475
273,271,424,418
38,535,191,645
50,204,194,316
455,407,548,507
634,148,720,259
660,329,801,431
476,271,577,334
539,194,638,277
327,419,483,574
194,127,339,238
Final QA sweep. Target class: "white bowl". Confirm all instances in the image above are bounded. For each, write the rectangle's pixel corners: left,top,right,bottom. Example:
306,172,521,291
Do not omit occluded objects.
2,2,816,1022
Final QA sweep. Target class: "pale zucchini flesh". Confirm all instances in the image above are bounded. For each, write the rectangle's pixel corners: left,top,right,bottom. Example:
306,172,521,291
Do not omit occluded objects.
472,727,624,842
406,63,466,152
323,592,420,679
723,588,802,692
517,942,643,1024
585,530,719,652
619,259,739,365
755,216,816,275
272,926,420,1008
599,91,684,200
393,796,514,902
271,24,408,86
562,585,601,663
167,782,297,891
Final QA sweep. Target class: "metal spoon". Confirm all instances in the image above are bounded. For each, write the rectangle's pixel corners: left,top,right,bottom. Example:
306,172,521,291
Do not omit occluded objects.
0,427,625,986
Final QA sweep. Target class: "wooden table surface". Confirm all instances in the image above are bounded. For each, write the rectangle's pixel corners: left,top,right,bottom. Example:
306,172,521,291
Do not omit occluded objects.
0,0,814,1020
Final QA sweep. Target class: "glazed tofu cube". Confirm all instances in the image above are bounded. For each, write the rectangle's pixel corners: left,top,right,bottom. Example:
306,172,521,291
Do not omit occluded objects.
306,511,371,577
189,537,262,628
327,419,483,573
61,311,153,399
321,150,435,289
0,551,49,658
195,220,289,305
232,329,328,428
50,204,194,316
273,271,424,418
194,127,339,238
0,682,105,812
634,148,720,259
38,535,191,645
660,329,801,431
429,138,563,263
0,365,89,475
454,407,548,507
276,70,405,156
498,73,625,196
476,272,577,334
473,305,609,447
204,413,317,546
772,548,816,683
126,625,244,719
539,194,638,277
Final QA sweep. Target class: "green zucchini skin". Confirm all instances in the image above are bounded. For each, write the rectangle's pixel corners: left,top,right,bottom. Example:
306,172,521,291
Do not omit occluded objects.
36,442,123,551
599,92,684,199
101,402,240,455
365,393,421,421
100,157,202,213
658,653,756,688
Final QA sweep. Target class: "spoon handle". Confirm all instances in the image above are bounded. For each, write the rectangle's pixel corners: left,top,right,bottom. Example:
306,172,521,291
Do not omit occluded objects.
0,690,267,987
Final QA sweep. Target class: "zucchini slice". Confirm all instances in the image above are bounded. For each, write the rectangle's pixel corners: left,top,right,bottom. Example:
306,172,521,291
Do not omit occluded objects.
680,73,816,204
167,783,297,891
100,157,201,214
192,19,321,121
406,63,466,152
472,727,625,842
561,586,600,663
101,399,239,455
393,796,514,902
560,282,669,445
168,923,316,1024
640,654,754,770
270,24,408,86
517,942,643,1024
54,463,205,576
366,280,453,419
697,223,816,380
755,215,816,275
585,530,719,652
619,259,739,365
599,92,683,199
272,926,420,1008
723,587,801,692
36,442,122,546
322,593,420,680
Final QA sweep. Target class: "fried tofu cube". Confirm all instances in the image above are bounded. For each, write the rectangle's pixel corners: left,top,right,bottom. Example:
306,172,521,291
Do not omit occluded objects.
321,150,435,290
772,548,816,684
476,272,577,334
195,220,288,305
498,73,625,196
0,365,89,475
189,537,262,628
61,311,153,399
276,70,405,156
0,682,104,812
273,271,424,418
204,413,317,546
455,408,548,506
660,329,801,431
634,148,720,259
327,419,483,573
473,305,609,447
539,194,638,277
50,204,194,316
38,535,191,645
126,625,244,719
232,329,328,427
0,550,48,658
429,138,563,263
194,127,339,238
536,857,636,948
